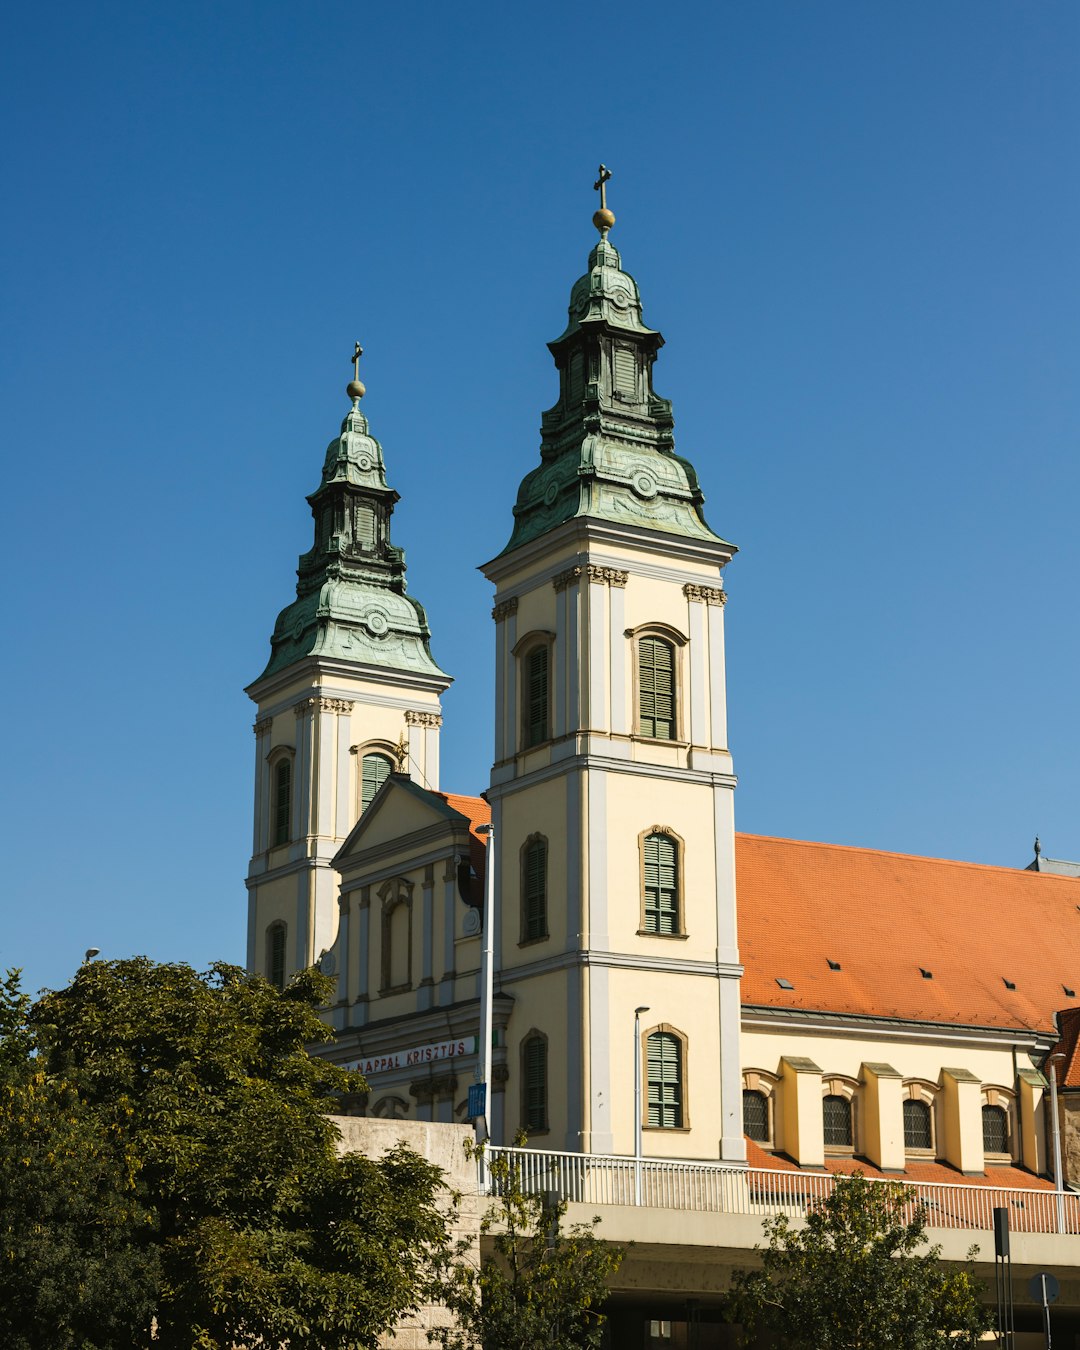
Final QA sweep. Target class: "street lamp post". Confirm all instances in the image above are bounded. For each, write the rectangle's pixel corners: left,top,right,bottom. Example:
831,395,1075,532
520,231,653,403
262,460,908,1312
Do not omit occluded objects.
1049,1052,1067,1235
634,1005,650,1205
475,823,496,1192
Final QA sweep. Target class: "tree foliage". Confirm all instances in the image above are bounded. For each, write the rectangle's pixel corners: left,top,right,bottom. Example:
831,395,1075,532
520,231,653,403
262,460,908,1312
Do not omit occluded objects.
430,1138,624,1350
725,1172,993,1350
3,958,454,1350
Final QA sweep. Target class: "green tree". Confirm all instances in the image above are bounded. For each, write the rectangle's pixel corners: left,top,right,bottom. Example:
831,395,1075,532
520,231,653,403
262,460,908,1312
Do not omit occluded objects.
430,1139,624,1350
26,957,454,1350
725,1172,992,1349
0,969,158,1350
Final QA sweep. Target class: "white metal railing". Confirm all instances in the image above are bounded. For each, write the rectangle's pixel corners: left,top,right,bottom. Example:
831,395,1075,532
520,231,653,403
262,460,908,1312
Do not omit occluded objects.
484,1146,1080,1237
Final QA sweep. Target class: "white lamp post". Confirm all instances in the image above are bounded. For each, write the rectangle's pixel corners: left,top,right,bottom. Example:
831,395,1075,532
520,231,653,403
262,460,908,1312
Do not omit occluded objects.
475,823,496,1190
634,1005,650,1205
1049,1051,1066,1234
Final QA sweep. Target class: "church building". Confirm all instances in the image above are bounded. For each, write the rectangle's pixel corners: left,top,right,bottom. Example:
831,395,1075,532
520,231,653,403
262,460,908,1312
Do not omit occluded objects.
244,179,1080,1198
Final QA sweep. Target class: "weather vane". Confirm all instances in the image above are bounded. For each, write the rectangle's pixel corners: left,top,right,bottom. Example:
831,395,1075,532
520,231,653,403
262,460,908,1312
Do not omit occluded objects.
592,164,615,236
346,341,366,403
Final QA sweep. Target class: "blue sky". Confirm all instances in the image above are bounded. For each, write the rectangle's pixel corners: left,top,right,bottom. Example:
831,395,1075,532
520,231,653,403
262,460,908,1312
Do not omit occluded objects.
2,2,1077,998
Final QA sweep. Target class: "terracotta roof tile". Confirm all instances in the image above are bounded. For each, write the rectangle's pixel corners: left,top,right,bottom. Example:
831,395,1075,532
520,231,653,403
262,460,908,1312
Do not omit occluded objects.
744,1138,1052,1190
736,833,1080,1034
433,791,490,840
1049,1007,1080,1088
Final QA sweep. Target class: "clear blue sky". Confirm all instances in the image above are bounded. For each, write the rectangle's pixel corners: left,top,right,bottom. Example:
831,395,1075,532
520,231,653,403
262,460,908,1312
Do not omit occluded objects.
3,2,1077,998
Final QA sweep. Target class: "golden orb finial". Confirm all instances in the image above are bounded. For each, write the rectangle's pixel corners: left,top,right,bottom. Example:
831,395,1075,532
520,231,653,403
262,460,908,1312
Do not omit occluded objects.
346,379,366,400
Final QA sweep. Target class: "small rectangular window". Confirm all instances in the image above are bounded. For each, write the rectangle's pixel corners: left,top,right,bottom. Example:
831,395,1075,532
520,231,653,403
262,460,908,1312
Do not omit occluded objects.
273,760,292,846
523,839,547,942
643,833,679,935
647,1031,683,1128
523,1036,547,1131
823,1094,852,1148
639,637,675,740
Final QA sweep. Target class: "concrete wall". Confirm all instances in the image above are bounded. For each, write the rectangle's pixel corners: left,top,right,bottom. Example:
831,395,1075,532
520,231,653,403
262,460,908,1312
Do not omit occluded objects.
328,1116,479,1350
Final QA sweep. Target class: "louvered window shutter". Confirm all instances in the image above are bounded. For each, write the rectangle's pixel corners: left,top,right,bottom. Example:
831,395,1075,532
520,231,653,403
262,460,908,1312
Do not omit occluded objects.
638,638,675,739
646,1031,683,1128
268,923,286,990
526,646,549,747
273,760,292,845
643,833,679,934
361,754,392,812
524,1036,547,1131
523,839,547,941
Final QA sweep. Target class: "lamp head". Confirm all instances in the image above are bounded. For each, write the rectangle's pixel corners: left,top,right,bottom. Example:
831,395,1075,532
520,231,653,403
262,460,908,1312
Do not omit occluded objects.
83,948,100,964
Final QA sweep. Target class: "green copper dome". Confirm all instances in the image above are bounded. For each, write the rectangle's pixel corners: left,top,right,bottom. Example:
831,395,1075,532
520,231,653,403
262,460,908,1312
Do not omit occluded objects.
255,399,448,684
500,231,735,557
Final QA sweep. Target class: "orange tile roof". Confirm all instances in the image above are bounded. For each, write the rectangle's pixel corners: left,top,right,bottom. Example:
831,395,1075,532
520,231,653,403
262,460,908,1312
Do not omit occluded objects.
434,791,490,840
744,1138,1052,1190
1049,1007,1080,1088
736,833,1080,1034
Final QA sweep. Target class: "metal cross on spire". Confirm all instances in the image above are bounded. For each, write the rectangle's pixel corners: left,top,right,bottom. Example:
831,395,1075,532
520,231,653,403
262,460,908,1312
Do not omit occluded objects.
352,341,363,381
593,164,612,212
346,341,366,402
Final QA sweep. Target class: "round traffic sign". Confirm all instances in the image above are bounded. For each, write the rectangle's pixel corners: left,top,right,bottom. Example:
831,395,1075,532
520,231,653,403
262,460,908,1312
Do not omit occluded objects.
1028,1272,1059,1305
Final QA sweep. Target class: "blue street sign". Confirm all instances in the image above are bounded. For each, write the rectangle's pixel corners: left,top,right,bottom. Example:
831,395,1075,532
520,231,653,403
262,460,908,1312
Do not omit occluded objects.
468,1082,486,1120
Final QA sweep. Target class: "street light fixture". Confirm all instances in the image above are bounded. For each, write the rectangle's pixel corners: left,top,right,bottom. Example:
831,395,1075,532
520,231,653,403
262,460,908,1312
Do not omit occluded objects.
634,1005,650,1204
83,948,100,964
474,823,496,1185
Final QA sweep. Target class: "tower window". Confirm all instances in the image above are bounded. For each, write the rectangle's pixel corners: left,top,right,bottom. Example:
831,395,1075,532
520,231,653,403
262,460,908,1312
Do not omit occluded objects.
743,1089,769,1143
523,1033,548,1132
823,1094,853,1148
982,1104,1009,1155
643,832,680,935
267,922,287,991
361,753,393,812
273,759,292,846
903,1098,933,1151
646,1030,684,1129
522,836,548,942
524,645,549,747
638,636,676,740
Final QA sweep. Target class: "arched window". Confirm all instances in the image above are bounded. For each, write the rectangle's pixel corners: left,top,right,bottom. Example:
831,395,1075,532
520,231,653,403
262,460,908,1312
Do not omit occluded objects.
822,1094,852,1148
273,759,292,846
638,636,676,740
361,752,393,812
266,921,286,991
521,836,548,942
903,1098,932,1151
379,878,413,993
522,1033,548,1132
743,1089,769,1142
643,831,680,935
982,1104,1009,1155
647,1030,684,1129
524,645,549,747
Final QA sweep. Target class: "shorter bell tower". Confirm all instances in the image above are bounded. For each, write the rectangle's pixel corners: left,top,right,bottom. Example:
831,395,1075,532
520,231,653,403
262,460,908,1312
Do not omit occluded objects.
245,348,451,989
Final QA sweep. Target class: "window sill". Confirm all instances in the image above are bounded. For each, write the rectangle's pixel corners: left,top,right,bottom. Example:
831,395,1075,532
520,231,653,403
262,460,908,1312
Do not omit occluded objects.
643,1124,691,1134
904,1147,935,1160
636,930,689,940
379,983,412,997
824,1147,856,1157
518,934,550,948
632,735,689,749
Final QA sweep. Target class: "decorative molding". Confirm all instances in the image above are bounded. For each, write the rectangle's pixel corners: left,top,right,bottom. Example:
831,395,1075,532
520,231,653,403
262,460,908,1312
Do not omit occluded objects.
411,1073,459,1105
552,566,582,591
253,717,272,736
315,697,354,714
683,582,726,605
491,597,520,622
405,709,443,728
586,564,628,587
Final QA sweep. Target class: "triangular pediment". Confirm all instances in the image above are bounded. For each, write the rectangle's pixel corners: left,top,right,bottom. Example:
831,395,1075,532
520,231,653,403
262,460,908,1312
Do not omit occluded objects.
333,774,474,869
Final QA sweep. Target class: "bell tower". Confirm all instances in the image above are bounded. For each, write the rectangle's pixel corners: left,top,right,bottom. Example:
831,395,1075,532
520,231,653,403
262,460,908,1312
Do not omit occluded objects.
481,173,745,1161
245,349,451,988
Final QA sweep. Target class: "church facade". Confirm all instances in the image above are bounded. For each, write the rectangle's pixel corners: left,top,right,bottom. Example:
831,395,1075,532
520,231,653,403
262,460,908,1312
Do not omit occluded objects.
244,190,1080,1198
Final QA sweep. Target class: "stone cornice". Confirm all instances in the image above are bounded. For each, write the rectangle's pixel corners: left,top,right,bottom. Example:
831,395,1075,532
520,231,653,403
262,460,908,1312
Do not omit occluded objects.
253,717,272,736
491,596,519,622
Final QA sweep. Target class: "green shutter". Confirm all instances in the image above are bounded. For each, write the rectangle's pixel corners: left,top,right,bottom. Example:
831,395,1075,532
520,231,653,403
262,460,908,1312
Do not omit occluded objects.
524,1036,547,1131
526,646,549,747
643,833,679,935
268,923,286,990
361,753,392,811
639,637,675,739
523,839,547,941
646,1031,682,1128
273,760,292,845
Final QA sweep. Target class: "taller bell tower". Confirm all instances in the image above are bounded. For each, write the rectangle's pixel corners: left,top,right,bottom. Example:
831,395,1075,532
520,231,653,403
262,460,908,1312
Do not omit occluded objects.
245,354,451,988
481,175,745,1161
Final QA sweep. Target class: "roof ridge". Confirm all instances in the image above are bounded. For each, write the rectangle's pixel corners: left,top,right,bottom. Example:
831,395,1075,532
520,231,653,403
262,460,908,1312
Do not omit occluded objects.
736,831,1080,881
